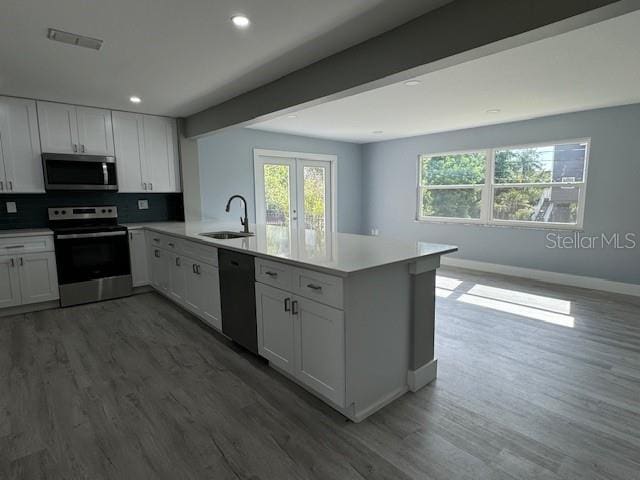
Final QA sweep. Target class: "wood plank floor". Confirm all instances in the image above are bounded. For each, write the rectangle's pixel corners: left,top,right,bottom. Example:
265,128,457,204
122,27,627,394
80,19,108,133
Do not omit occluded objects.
1,267,639,479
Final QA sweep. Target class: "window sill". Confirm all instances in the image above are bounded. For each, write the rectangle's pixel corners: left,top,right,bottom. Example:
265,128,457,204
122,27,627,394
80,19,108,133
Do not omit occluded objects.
414,218,584,232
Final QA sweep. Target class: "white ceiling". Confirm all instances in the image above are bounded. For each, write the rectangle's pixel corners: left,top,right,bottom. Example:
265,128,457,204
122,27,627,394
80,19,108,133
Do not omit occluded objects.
0,0,449,117
248,10,640,143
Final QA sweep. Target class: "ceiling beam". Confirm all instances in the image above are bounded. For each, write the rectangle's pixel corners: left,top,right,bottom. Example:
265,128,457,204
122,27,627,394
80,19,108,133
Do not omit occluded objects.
184,0,635,138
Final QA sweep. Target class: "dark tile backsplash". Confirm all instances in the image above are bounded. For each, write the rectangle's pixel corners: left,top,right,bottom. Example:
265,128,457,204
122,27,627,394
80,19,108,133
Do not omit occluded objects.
0,192,184,229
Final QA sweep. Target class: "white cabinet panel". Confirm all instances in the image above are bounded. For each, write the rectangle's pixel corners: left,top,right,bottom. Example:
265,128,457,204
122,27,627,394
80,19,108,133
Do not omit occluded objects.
256,283,295,374
113,111,145,192
76,106,114,155
129,230,149,287
17,253,59,305
37,101,79,154
0,97,43,193
185,259,221,330
142,115,179,192
149,246,170,293
168,253,186,304
0,256,21,308
293,296,345,407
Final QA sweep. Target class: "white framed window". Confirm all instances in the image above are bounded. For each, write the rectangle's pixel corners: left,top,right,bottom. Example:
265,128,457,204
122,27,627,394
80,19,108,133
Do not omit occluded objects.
417,139,590,229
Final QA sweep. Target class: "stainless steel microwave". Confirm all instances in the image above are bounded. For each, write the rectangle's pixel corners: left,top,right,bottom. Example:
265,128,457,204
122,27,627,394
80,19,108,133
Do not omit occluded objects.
42,153,118,191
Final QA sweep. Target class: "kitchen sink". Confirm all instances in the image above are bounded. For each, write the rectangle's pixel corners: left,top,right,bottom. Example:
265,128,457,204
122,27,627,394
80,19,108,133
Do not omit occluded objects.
200,231,255,240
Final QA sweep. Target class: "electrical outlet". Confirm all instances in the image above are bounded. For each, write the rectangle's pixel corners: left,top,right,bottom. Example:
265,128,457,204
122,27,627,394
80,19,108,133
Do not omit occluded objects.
137,199,149,210
6,202,17,214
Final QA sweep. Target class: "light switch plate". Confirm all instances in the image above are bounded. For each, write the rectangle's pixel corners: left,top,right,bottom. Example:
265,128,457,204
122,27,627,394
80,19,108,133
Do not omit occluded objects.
137,199,149,210
6,202,17,214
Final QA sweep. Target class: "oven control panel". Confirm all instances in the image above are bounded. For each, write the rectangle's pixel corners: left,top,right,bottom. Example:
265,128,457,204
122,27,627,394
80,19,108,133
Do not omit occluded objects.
48,206,118,221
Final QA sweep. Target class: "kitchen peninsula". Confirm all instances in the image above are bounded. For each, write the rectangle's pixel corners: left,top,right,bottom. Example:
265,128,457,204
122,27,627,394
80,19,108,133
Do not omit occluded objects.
128,221,457,421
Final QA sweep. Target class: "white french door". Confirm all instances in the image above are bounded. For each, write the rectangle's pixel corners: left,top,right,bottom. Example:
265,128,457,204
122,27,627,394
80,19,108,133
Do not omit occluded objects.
254,150,335,258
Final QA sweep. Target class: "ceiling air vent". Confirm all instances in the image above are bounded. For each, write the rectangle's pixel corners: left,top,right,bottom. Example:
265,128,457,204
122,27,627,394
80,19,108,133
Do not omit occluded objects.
47,28,103,50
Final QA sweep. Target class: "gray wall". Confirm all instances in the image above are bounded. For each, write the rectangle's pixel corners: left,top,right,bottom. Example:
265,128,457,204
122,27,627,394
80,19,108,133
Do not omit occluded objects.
198,128,364,234
362,104,640,285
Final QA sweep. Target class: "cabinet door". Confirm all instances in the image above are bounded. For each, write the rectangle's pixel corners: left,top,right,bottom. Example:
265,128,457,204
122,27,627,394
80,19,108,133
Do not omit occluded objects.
76,106,114,155
168,254,186,305
129,230,149,287
256,283,295,374
0,256,21,308
149,247,170,293
199,262,221,330
183,260,202,315
0,97,44,193
142,115,179,192
293,296,345,407
17,253,59,305
113,111,145,192
37,101,79,154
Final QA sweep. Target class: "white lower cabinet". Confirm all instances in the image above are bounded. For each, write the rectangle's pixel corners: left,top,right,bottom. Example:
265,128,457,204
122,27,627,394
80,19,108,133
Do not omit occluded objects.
256,283,295,374
0,256,21,308
129,230,149,287
147,236,221,330
0,251,59,308
256,281,345,407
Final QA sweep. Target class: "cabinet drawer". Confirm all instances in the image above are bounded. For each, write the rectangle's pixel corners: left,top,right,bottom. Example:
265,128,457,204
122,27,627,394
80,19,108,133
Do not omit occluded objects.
292,268,343,309
0,235,54,255
146,232,182,251
180,240,218,267
255,258,293,290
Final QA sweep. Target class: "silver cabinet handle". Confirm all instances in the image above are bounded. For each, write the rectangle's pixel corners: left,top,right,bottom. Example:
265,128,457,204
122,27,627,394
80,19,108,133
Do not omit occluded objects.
142,182,147,190
5,245,24,249
175,257,181,266
57,231,126,240
265,271,278,277
72,144,78,152
168,242,175,248
8,181,12,191
129,232,133,240
284,297,291,312
0,181,3,191
154,249,160,258
10,258,15,267
196,264,201,275
306,284,322,291
291,300,298,315
81,144,86,153
192,264,197,274
19,257,23,266
153,238,160,242
149,183,153,190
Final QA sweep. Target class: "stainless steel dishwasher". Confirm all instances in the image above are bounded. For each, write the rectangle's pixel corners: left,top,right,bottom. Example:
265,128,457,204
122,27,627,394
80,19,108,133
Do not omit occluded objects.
218,249,258,354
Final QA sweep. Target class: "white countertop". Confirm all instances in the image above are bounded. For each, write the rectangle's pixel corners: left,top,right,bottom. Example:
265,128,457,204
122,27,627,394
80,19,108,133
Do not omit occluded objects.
126,221,457,276
0,228,53,237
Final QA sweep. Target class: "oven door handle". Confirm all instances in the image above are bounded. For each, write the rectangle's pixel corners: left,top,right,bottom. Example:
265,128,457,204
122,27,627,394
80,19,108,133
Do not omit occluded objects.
56,231,127,240
102,162,109,185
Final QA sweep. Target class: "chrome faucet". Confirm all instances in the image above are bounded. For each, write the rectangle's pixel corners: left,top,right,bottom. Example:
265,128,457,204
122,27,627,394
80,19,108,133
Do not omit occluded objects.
225,195,250,234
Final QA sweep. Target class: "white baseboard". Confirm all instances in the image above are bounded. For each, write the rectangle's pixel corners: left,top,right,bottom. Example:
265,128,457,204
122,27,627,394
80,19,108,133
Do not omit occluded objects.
407,359,438,392
441,257,640,298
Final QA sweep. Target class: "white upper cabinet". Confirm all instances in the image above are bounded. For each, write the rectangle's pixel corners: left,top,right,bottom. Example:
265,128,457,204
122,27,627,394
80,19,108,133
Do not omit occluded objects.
76,106,114,155
142,115,180,192
113,112,180,192
113,111,145,192
0,97,44,193
37,101,114,156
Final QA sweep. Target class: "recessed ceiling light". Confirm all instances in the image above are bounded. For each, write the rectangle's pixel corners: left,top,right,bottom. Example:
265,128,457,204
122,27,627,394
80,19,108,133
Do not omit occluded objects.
486,109,501,114
404,80,421,86
129,96,142,104
231,15,250,28
372,130,384,134
286,114,297,119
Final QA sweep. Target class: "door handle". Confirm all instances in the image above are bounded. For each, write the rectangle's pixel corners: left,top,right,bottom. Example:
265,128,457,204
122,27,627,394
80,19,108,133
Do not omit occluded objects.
291,300,298,315
149,183,153,190
284,297,291,312
265,271,278,277
72,144,78,152
154,249,160,258
19,257,23,267
10,258,14,267
102,162,109,185
5,245,25,249
143,183,147,190
192,264,197,273
8,181,12,191
175,257,181,266
306,283,322,291
81,144,86,153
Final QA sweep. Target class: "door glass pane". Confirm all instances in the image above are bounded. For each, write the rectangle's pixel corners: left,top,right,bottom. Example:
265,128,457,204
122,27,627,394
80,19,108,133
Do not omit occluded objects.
263,164,292,255
302,166,327,256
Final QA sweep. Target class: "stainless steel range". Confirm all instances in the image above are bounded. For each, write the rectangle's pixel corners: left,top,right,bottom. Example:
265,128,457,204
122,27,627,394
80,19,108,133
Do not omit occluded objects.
49,206,132,307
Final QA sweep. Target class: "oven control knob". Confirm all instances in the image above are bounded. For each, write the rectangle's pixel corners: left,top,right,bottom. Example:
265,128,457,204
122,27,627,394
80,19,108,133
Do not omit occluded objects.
54,210,59,215
61,210,67,215
102,209,106,213
108,209,113,213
